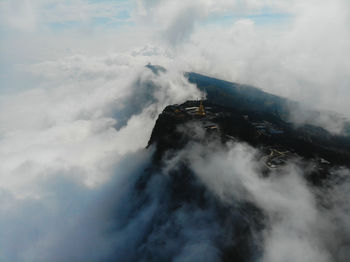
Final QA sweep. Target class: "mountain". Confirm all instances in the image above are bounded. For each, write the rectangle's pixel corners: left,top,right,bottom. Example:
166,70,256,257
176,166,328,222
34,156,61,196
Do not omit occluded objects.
119,65,350,261
148,100,350,179
136,101,265,261
184,73,350,168
186,72,291,119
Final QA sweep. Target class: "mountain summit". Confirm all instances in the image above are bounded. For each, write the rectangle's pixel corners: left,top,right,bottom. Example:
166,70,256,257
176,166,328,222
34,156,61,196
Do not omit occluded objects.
119,68,350,261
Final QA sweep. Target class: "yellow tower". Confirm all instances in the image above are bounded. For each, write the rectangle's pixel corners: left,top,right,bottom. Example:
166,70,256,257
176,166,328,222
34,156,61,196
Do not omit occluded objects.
197,101,206,116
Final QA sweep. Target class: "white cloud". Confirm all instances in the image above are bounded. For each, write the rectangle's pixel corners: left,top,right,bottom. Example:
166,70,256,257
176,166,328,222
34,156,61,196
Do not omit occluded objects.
167,133,350,262
158,0,350,132
0,0,350,260
0,51,201,198
0,47,204,260
0,0,131,32
0,0,38,32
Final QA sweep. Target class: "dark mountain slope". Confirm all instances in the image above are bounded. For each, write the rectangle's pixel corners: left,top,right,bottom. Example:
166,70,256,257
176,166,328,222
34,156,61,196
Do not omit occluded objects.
116,65,350,261
186,72,291,119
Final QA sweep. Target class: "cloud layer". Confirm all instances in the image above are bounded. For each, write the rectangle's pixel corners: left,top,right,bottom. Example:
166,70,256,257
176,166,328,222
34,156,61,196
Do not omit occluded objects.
0,52,202,260
0,0,350,261
168,129,350,262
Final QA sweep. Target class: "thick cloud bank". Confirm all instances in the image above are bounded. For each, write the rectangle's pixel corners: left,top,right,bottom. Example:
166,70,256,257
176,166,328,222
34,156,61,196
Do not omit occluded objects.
2,80,349,261
135,0,350,133
0,54,202,261
183,139,350,262
1,39,350,262
0,0,350,261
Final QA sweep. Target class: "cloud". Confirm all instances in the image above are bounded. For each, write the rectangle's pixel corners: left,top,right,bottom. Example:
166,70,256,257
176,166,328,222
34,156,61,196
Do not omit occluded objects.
0,0,37,32
132,0,350,132
0,48,349,260
166,128,350,262
0,51,202,196
0,0,350,261
176,0,350,132
0,49,205,261
134,0,295,45
0,51,203,260
3,0,349,134
135,1,205,45
0,0,131,32
0,149,152,262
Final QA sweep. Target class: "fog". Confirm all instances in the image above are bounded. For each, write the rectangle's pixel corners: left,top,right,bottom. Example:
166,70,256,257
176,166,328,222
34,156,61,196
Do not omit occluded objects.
0,58,202,260
0,0,350,261
165,127,350,262
135,0,350,133
189,142,349,262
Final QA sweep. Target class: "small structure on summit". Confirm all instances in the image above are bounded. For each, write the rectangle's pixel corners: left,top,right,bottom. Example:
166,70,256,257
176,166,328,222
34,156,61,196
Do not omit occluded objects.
196,101,206,116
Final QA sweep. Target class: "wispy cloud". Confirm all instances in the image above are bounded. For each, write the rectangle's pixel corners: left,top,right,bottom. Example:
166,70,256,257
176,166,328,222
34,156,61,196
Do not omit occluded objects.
0,0,134,32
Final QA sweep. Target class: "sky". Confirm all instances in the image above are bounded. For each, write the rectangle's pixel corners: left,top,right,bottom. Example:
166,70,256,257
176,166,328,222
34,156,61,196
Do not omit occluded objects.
0,0,350,261
1,0,350,114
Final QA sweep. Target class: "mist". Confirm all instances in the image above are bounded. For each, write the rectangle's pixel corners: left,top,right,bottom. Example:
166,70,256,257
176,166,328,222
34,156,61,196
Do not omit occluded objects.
0,0,350,261
135,0,350,133
164,125,350,262
0,58,201,260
